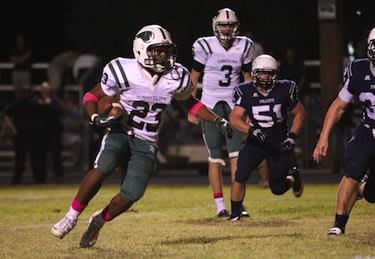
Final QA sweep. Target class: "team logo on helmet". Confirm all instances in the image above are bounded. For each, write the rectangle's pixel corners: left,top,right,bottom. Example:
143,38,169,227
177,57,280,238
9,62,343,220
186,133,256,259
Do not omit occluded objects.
136,31,154,43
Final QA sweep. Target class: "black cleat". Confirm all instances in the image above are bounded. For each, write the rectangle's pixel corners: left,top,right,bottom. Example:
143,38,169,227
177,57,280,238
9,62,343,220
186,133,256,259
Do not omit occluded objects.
227,214,240,221
217,209,230,218
286,166,304,198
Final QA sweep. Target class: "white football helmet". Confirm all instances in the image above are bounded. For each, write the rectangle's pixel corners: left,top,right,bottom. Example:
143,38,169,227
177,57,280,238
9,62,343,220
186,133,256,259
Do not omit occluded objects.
252,54,278,92
367,27,375,62
212,8,239,42
133,24,177,73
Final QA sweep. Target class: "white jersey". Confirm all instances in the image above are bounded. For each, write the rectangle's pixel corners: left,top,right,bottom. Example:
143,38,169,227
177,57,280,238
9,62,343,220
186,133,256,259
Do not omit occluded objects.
192,36,254,109
101,58,192,142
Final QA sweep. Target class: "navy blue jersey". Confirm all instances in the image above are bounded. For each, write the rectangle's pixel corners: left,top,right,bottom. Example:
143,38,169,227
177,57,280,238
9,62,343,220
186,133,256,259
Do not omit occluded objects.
233,79,299,143
339,58,375,127
336,58,375,181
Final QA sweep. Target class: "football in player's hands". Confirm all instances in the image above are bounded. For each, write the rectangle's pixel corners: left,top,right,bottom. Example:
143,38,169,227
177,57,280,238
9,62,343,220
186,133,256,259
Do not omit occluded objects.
97,96,124,117
91,96,128,128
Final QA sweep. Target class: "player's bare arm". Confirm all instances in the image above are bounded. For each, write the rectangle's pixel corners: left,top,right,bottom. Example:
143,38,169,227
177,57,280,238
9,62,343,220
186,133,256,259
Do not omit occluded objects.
83,84,108,117
229,105,250,133
312,97,348,163
188,69,202,124
289,102,306,136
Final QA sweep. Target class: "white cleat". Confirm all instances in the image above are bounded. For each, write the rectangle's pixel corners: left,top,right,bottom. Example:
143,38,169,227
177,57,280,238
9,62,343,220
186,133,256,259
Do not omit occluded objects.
51,215,77,239
328,227,344,236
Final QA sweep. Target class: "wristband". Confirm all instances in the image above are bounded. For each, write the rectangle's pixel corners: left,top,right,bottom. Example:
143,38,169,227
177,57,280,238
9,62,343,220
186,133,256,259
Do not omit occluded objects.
188,101,204,116
83,92,99,105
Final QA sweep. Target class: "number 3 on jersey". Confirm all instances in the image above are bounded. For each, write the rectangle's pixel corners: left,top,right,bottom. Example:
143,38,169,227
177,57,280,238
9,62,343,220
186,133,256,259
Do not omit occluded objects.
219,65,233,87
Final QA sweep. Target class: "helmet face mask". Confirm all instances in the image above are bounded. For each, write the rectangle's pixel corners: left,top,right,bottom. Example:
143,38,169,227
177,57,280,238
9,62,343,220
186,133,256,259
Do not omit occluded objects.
367,27,375,62
133,25,177,73
252,54,278,94
212,8,239,42
145,43,177,71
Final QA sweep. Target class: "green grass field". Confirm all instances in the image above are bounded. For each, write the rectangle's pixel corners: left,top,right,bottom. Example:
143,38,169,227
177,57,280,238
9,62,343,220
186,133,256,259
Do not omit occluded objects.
0,183,374,258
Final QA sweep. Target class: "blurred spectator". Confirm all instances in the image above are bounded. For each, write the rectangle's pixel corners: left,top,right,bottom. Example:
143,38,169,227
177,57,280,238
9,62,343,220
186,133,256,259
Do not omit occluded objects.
10,33,32,90
354,40,367,59
301,93,321,168
279,47,308,101
61,91,83,167
352,30,369,60
3,85,42,184
245,30,264,58
0,100,13,146
278,48,308,170
35,81,64,183
47,51,80,95
72,54,100,85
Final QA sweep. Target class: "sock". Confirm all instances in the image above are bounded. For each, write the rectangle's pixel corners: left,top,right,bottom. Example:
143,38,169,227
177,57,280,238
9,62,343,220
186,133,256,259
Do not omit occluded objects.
67,196,86,219
214,193,226,213
334,214,349,232
214,192,224,199
67,206,80,219
230,200,243,217
101,206,113,222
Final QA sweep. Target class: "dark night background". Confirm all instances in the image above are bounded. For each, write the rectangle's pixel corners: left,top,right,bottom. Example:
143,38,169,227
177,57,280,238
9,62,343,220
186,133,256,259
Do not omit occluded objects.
0,0,373,172
0,0,373,67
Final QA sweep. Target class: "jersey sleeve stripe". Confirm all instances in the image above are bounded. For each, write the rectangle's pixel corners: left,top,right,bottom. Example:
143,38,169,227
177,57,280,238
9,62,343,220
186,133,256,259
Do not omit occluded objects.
198,38,212,55
115,59,130,88
234,85,243,98
348,61,353,77
288,81,299,110
177,68,190,91
243,39,251,57
108,62,122,89
288,81,297,97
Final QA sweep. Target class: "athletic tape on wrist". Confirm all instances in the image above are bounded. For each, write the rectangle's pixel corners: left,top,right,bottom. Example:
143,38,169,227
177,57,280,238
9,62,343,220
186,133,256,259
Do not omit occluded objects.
91,113,99,122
